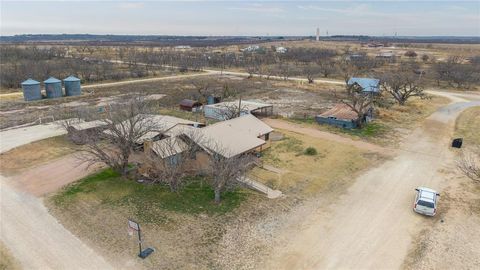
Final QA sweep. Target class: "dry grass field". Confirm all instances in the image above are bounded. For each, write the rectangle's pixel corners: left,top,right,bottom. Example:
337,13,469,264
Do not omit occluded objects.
251,130,380,197
454,106,480,146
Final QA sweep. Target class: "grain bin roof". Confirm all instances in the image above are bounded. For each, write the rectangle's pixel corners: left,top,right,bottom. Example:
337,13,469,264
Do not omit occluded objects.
318,104,358,121
21,78,40,85
63,75,80,82
44,77,61,83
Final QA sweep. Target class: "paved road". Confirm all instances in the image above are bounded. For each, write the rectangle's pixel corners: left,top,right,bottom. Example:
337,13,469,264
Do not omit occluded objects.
0,125,114,269
265,91,480,269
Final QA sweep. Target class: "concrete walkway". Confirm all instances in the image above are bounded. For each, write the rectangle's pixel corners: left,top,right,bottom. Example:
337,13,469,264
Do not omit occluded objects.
238,176,283,199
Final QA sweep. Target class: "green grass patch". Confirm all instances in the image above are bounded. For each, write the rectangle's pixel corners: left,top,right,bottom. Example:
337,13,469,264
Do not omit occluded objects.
53,169,247,224
286,117,386,139
342,122,387,138
275,136,304,153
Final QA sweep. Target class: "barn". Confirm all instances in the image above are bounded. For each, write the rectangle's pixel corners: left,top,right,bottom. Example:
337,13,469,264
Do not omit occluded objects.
315,104,359,129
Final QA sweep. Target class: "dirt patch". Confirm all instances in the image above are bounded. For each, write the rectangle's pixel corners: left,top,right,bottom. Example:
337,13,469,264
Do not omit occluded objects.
0,135,79,176
0,242,21,270
251,129,382,197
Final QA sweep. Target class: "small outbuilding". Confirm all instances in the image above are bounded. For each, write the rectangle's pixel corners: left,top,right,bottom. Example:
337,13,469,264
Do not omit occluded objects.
204,100,273,121
347,77,380,94
179,99,202,112
315,104,359,129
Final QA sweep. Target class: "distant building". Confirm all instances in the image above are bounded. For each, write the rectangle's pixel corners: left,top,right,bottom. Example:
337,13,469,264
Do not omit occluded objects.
179,99,202,112
241,45,261,52
174,45,192,50
203,100,273,121
376,51,396,61
346,53,366,61
347,77,380,94
275,46,288,53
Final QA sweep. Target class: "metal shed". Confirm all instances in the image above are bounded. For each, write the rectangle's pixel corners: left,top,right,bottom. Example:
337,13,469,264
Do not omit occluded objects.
315,104,359,129
179,99,202,111
64,75,81,96
44,77,63,98
21,78,42,101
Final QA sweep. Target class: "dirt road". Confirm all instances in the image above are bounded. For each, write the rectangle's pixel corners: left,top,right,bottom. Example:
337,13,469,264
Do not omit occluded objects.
265,93,480,269
0,126,114,269
263,118,390,154
6,154,102,196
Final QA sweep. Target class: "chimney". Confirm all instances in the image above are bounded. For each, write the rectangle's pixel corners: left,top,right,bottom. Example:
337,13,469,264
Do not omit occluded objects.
316,27,320,41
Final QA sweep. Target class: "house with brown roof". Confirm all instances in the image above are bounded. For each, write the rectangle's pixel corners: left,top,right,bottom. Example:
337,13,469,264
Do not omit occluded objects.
315,104,359,129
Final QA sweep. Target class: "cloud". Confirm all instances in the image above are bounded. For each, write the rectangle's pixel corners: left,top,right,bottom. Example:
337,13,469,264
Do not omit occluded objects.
118,2,144,10
228,3,284,13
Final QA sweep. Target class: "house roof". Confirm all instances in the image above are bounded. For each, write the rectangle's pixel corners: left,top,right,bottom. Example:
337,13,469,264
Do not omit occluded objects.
104,114,201,144
347,77,380,93
204,100,272,113
215,114,273,137
151,137,189,159
21,78,40,85
185,115,270,158
317,104,358,121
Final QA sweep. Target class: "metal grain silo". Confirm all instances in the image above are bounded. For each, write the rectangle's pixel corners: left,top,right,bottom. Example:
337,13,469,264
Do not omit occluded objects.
44,77,63,98
63,75,81,96
21,78,42,101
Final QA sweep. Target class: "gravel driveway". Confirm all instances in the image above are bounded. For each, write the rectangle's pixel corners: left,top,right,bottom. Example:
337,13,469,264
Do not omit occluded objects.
265,92,480,269
0,123,114,269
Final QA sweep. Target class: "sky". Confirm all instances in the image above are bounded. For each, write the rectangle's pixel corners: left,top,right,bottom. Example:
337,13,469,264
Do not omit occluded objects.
1,1,479,36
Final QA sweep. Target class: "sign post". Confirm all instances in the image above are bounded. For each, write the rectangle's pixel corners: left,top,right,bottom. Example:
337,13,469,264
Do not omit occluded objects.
128,219,154,259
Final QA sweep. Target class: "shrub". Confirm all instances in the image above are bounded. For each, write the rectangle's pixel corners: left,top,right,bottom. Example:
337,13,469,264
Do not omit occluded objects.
304,147,318,156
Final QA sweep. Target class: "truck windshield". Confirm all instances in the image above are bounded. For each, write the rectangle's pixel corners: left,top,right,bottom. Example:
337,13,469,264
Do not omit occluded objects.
417,200,434,208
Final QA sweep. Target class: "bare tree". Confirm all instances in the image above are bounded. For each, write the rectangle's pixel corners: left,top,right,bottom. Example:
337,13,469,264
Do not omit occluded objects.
207,149,255,203
380,71,425,105
61,96,161,177
333,83,374,128
404,50,417,59
457,147,480,182
303,64,321,83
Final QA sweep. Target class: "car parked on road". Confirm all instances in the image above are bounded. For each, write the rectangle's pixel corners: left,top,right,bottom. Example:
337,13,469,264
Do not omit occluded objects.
413,187,440,216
